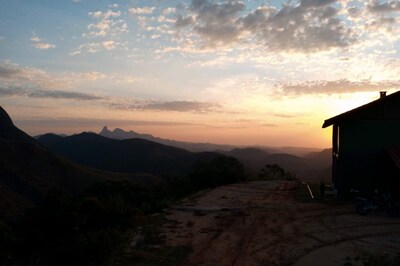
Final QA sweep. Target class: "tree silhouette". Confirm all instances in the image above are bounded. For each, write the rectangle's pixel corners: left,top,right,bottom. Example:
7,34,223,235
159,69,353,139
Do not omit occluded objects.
258,164,297,180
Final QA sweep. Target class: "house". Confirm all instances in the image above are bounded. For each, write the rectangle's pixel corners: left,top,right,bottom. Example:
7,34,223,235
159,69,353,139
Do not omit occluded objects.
322,91,400,197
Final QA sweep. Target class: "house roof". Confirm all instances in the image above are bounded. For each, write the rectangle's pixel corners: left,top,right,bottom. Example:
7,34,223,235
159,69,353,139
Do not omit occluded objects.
322,90,400,128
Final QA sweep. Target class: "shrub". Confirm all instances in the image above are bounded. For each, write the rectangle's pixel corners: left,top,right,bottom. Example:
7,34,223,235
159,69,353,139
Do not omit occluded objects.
258,164,297,181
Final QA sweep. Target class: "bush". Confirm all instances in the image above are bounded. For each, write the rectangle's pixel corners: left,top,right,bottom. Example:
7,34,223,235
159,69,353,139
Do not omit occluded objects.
258,164,297,181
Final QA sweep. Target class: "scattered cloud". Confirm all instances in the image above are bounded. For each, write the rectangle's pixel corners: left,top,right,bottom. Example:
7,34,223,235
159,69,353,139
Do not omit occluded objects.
279,79,400,95
111,100,221,113
162,7,176,15
102,40,116,50
367,0,400,13
33,42,56,49
16,118,200,129
142,100,220,112
172,0,356,52
0,61,222,114
0,61,140,90
30,34,55,49
273,113,300,119
128,6,156,15
0,64,22,79
0,86,103,101
72,8,128,54
87,10,125,37
30,36,41,42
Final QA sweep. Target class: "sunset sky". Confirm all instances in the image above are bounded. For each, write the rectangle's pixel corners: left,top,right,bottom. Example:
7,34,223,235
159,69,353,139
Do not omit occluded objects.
0,0,399,148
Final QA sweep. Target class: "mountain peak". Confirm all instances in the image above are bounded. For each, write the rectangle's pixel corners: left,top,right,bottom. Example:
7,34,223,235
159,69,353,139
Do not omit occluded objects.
100,126,110,134
113,128,126,133
0,106,14,128
0,106,37,144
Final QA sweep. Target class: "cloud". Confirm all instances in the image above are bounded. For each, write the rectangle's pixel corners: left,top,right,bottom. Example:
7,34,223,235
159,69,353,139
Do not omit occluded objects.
30,34,55,49
300,0,337,8
128,7,156,15
102,40,116,50
17,118,200,129
175,15,195,28
33,42,56,49
162,7,176,15
87,10,125,37
173,0,356,52
143,101,219,112
367,0,400,13
0,61,55,88
28,89,102,100
72,8,128,54
0,61,222,114
0,86,103,101
279,79,400,95
30,36,41,42
111,100,221,113
0,64,22,79
0,61,109,90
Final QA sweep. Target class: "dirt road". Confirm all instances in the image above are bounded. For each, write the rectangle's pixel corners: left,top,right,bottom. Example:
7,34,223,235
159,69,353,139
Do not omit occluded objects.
160,181,400,266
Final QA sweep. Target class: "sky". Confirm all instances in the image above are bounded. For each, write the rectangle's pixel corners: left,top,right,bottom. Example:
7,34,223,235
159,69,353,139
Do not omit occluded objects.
0,0,399,148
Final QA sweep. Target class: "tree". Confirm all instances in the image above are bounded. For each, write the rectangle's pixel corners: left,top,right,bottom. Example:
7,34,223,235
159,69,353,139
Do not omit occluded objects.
258,164,297,180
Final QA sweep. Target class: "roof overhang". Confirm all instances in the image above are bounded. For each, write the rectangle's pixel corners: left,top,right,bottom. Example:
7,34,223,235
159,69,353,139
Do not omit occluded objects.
322,90,400,128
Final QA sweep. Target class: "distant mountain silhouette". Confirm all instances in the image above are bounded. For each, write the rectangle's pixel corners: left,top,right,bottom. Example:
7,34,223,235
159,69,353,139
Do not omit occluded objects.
99,126,235,152
228,148,271,161
0,107,161,217
223,147,331,181
37,133,222,177
304,148,332,164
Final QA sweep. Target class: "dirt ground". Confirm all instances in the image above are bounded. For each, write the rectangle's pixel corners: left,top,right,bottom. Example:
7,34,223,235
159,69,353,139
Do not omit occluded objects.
159,181,400,266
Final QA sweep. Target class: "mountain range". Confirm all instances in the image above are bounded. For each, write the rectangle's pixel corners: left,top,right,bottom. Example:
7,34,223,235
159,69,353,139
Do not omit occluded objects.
38,131,331,182
99,126,321,156
1,105,332,216
37,132,221,177
0,107,161,217
99,126,235,152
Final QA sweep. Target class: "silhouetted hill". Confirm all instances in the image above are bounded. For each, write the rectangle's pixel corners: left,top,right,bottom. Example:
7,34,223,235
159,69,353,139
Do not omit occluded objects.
99,126,235,152
228,148,270,161
0,107,161,217
37,133,222,176
223,147,332,182
0,107,36,145
304,148,332,164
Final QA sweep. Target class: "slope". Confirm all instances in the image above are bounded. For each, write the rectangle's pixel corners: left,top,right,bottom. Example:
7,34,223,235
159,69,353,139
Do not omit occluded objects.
37,132,222,176
0,107,161,217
